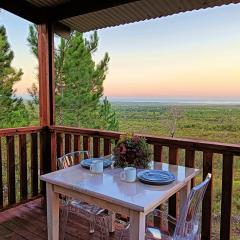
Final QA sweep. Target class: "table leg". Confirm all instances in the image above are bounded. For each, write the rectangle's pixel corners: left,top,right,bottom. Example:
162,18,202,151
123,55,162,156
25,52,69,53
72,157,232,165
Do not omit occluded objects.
109,212,115,232
179,181,191,210
130,210,145,240
46,183,59,240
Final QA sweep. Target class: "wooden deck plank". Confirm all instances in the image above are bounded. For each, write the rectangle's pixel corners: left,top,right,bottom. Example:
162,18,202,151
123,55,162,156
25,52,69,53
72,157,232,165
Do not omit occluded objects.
0,220,43,240
0,225,26,240
1,205,47,238
0,199,123,240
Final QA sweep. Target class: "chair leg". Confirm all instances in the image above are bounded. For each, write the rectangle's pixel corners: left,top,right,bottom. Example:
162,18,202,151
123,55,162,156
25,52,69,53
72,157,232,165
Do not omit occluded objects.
89,214,96,233
97,215,110,240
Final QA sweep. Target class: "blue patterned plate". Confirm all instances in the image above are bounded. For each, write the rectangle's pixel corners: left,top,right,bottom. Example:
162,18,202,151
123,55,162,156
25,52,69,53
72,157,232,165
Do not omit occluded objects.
137,170,176,185
81,158,112,169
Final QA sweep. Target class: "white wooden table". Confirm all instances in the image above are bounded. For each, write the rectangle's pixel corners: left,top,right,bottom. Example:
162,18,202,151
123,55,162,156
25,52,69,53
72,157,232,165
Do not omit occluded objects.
40,162,199,240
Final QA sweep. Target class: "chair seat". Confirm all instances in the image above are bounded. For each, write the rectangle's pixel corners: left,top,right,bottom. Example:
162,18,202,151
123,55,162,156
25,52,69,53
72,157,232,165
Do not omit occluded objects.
145,227,173,240
68,199,105,215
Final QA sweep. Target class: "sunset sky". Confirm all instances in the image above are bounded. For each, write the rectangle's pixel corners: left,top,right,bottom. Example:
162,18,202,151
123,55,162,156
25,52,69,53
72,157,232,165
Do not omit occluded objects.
1,3,240,99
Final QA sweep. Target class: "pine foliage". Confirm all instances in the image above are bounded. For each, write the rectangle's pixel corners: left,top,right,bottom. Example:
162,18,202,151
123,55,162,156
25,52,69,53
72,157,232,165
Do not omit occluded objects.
0,25,30,128
27,25,119,130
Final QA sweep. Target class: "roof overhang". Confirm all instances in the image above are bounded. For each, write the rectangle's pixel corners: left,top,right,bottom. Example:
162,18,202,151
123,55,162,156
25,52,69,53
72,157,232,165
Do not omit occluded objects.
1,0,240,33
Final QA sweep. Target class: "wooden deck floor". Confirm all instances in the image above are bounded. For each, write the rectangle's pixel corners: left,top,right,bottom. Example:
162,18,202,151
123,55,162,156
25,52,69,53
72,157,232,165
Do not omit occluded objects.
0,199,123,240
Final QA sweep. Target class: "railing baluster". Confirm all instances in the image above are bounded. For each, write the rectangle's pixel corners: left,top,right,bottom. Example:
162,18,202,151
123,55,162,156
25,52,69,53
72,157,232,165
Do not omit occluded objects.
6,136,16,205
65,134,71,154
51,131,57,171
31,133,38,197
0,138,2,209
185,149,195,187
74,135,81,164
93,137,100,157
153,144,163,227
0,123,239,238
19,134,28,201
168,146,179,217
57,133,64,158
104,139,111,156
202,150,213,240
83,136,90,156
74,135,81,151
154,144,163,162
220,153,233,240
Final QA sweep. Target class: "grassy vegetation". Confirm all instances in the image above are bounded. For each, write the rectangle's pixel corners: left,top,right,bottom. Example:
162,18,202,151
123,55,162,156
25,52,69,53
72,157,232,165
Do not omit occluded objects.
113,103,240,143
113,103,240,238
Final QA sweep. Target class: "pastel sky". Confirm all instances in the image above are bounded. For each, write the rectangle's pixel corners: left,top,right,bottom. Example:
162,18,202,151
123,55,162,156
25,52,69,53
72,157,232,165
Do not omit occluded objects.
1,3,240,98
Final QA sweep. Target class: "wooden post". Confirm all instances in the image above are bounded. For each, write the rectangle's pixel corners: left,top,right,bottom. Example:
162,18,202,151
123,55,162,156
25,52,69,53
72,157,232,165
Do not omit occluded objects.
38,23,55,197
38,23,55,127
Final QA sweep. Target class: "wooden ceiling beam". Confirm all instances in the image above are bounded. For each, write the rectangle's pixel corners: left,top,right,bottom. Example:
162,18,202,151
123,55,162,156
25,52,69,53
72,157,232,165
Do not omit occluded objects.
0,0,71,37
0,0,47,24
53,22,71,39
47,0,141,22
1,0,141,23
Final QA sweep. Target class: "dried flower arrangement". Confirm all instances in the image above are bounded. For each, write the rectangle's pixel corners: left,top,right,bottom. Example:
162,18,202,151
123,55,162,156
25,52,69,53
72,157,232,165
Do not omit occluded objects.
113,134,151,168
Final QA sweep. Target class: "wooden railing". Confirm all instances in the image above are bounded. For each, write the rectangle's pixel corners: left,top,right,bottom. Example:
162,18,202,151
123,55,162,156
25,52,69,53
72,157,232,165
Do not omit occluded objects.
0,126,44,210
51,125,240,240
0,125,239,239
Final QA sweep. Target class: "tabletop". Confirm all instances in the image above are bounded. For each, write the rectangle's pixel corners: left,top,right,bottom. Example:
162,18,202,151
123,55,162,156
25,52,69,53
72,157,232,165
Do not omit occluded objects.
40,162,199,213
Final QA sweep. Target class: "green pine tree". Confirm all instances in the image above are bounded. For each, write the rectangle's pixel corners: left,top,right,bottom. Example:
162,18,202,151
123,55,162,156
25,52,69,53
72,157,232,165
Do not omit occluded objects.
0,25,30,128
60,31,109,128
99,97,119,131
27,25,119,130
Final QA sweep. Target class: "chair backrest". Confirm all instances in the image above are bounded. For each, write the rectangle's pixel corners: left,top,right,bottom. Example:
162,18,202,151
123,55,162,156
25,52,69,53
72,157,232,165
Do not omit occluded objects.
173,173,212,239
57,151,90,169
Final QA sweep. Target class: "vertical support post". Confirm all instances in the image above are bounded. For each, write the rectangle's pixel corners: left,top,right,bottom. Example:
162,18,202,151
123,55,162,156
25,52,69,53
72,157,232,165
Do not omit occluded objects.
38,23,55,127
38,23,55,197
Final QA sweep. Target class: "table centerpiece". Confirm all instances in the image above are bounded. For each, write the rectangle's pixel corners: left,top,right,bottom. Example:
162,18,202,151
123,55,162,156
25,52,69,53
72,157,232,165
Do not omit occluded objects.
113,134,151,169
